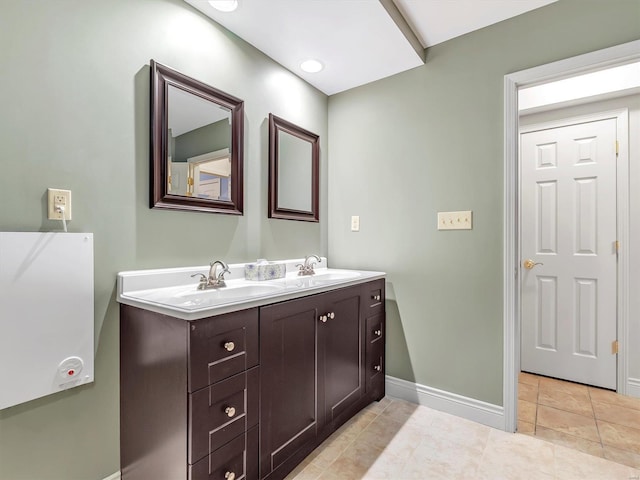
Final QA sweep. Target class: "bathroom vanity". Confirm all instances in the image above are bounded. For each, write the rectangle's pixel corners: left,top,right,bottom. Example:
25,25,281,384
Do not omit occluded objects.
118,260,385,480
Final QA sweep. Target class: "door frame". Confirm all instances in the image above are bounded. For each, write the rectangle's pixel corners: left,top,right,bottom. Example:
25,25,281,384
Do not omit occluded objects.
502,39,639,433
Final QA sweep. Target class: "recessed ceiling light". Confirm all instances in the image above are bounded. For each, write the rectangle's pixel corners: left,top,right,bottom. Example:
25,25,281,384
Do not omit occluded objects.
208,0,238,12
300,59,324,73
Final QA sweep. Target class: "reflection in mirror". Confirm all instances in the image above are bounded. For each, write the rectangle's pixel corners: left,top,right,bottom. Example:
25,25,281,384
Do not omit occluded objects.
151,60,243,214
277,131,312,211
269,114,319,222
167,86,231,201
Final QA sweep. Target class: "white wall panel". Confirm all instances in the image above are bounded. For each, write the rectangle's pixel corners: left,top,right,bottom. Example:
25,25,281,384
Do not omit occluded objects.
0,232,94,410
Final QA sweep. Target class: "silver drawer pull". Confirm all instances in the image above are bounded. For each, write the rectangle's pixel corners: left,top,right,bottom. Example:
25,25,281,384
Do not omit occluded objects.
374,365,382,372
374,329,382,336
225,472,236,480
223,341,235,352
328,312,335,319
224,406,236,418
319,315,327,323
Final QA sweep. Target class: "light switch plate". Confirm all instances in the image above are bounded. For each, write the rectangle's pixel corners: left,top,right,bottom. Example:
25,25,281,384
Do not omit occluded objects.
351,215,360,232
437,210,472,230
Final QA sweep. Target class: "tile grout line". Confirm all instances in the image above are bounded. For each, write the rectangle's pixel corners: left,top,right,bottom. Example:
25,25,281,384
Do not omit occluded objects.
314,400,387,477
533,377,536,436
302,405,383,480
588,386,605,452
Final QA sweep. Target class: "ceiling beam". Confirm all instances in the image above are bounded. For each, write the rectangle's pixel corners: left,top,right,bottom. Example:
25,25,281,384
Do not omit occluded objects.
378,0,426,63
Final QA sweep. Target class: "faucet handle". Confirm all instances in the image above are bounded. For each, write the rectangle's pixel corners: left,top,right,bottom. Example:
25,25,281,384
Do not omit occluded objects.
191,273,208,289
218,262,230,279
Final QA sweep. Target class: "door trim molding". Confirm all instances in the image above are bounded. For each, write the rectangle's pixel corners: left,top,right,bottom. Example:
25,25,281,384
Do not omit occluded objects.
385,375,504,430
503,39,640,433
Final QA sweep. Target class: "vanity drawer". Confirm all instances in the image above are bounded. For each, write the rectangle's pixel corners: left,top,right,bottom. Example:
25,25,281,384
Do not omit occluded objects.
365,313,384,346
189,367,259,464
366,340,384,393
189,426,258,480
189,308,259,392
365,280,385,313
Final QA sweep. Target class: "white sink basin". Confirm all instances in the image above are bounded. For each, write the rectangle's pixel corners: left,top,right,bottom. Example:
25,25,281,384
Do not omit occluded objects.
308,270,361,284
177,284,283,302
131,282,285,308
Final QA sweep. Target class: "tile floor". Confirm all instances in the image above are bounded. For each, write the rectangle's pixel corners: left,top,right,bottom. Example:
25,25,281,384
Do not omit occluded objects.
517,371,640,470
285,396,639,480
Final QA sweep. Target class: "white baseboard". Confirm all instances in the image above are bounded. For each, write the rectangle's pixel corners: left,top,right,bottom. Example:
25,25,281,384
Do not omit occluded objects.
103,472,121,480
385,375,505,430
627,378,640,399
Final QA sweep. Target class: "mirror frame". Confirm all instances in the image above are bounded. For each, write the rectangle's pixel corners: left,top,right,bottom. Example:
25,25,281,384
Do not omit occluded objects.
150,60,244,215
268,114,319,222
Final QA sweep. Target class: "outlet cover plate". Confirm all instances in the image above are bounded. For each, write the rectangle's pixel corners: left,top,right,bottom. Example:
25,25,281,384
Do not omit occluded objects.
47,188,72,220
437,210,472,230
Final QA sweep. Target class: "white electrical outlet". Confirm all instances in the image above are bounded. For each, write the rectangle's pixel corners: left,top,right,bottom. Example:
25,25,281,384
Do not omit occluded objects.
437,210,472,230
351,215,360,232
47,188,72,220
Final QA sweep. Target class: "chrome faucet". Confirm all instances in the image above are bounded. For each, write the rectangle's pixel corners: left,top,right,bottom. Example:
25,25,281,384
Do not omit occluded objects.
297,254,321,276
191,260,230,289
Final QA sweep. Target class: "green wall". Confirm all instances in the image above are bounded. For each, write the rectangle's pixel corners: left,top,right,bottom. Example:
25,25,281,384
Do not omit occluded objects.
0,1,327,479
328,0,640,406
174,118,231,163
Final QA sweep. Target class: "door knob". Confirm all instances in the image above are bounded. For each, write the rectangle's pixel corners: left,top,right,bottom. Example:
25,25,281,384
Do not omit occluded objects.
523,259,543,269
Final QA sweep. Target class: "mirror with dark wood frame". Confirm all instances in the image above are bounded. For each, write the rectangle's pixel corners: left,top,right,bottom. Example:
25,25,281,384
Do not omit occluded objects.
268,114,319,222
150,60,244,214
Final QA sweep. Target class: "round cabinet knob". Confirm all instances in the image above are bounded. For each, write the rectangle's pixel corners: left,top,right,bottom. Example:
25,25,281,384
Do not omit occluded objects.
319,315,327,323
225,472,236,480
373,294,381,301
374,365,382,372
224,341,235,352
374,329,382,336
225,406,236,418
328,312,335,319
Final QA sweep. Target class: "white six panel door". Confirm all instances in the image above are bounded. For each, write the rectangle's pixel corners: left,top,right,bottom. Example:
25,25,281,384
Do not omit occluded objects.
520,117,617,389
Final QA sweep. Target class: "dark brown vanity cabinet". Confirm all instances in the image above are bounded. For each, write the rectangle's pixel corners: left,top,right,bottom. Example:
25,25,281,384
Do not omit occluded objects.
365,282,386,401
120,306,260,480
120,278,385,480
259,280,385,480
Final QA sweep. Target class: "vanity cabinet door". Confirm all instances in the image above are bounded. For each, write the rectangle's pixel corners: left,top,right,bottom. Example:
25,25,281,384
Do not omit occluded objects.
318,287,363,426
259,296,319,479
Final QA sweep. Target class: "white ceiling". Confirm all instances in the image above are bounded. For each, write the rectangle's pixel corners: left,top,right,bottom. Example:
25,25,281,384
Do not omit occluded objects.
183,0,557,95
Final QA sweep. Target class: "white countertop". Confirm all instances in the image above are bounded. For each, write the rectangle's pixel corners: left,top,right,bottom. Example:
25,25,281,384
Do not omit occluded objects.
117,258,385,320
